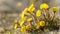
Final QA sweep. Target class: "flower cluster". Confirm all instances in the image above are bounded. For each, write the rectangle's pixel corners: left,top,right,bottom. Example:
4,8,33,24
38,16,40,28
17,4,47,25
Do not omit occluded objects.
13,3,60,34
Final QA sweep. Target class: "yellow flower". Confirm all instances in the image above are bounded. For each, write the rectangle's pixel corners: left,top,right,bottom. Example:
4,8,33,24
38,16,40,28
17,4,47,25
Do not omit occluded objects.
28,4,35,12
52,7,58,12
30,7,35,12
19,16,27,27
19,20,24,27
40,3,49,9
36,10,41,17
26,23,31,29
38,21,45,26
20,8,28,18
20,26,26,33
27,18,32,22
14,24,18,29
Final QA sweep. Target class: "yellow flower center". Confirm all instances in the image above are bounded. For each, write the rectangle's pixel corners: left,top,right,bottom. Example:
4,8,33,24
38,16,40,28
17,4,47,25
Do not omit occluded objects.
39,21,45,26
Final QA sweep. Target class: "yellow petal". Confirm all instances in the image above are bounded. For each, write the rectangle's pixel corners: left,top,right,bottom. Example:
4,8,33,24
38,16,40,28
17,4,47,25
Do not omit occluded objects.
27,18,32,22
29,4,34,9
19,21,24,27
36,10,41,17
40,4,44,9
14,24,18,29
23,8,28,12
31,7,35,12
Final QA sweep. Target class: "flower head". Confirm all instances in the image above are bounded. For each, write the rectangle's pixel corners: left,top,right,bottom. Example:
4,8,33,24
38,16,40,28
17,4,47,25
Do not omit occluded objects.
28,4,35,12
38,21,45,26
40,3,49,9
36,10,41,17
52,7,58,13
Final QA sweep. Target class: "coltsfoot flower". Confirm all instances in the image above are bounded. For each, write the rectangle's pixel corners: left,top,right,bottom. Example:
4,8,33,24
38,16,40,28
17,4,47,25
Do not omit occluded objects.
40,3,49,9
52,7,58,13
39,21,45,26
28,4,35,12
36,10,41,17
